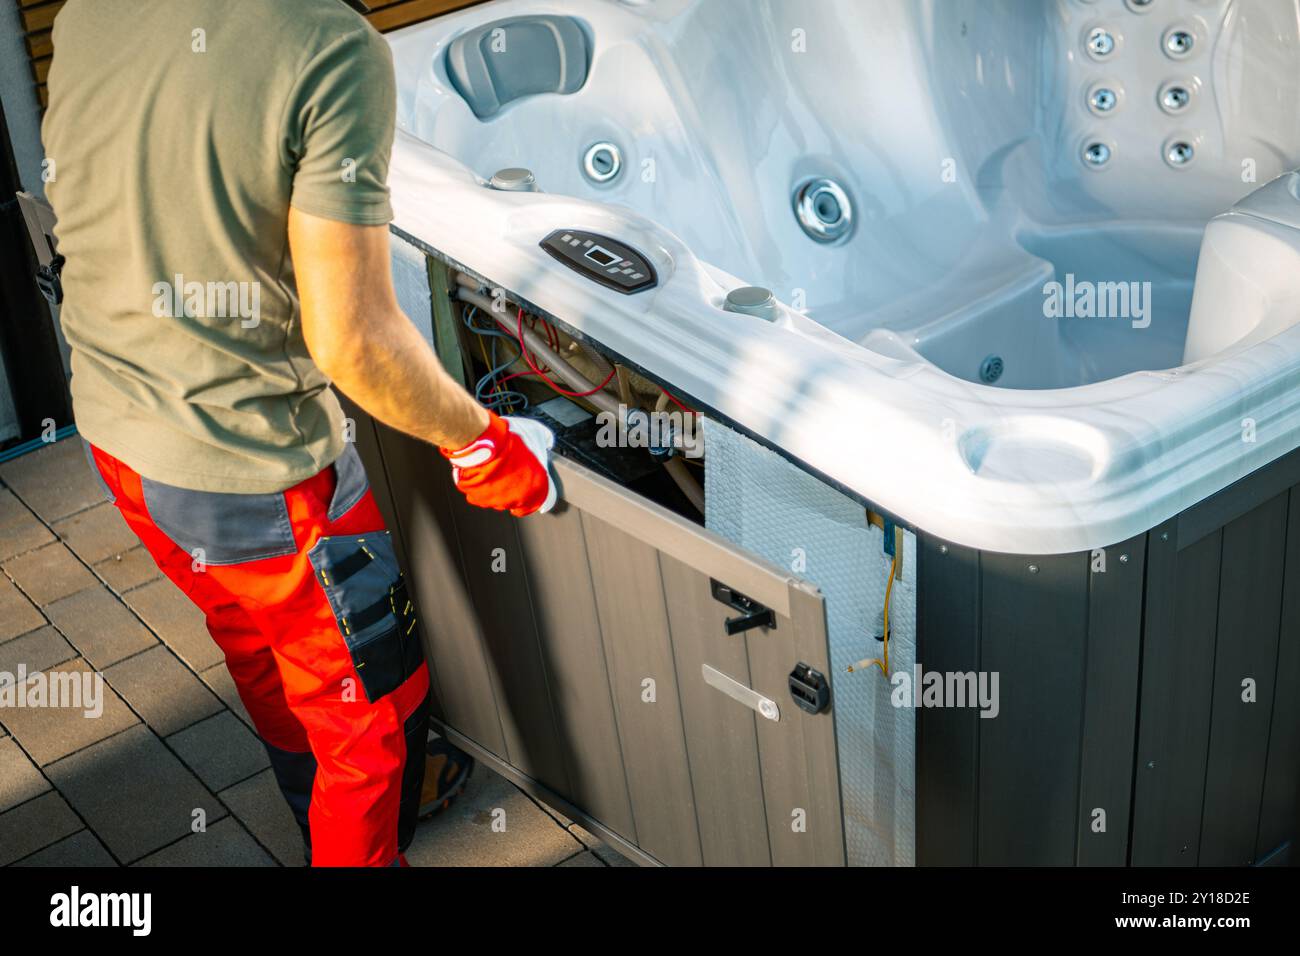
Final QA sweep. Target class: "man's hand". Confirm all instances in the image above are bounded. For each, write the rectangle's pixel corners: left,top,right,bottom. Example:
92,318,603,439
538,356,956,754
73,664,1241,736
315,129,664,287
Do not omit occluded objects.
442,413,557,517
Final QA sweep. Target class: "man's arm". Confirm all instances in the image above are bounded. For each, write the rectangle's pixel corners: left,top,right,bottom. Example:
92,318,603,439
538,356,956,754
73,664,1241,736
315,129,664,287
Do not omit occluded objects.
289,207,489,449
289,207,557,516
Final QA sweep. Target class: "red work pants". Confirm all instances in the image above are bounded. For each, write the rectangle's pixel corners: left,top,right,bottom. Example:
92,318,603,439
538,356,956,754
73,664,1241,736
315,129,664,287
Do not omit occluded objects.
85,441,430,866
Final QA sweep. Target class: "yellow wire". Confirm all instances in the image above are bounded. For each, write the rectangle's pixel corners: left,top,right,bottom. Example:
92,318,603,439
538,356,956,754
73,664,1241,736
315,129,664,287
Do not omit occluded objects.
849,551,896,678
873,555,896,677
477,335,494,380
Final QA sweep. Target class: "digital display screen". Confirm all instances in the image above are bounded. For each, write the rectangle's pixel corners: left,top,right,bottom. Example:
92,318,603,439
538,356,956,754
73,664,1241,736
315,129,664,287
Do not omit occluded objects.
585,246,618,266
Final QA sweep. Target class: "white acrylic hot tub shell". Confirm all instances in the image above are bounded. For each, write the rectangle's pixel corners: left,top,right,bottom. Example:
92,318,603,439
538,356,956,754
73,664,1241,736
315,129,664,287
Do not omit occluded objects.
383,0,1300,555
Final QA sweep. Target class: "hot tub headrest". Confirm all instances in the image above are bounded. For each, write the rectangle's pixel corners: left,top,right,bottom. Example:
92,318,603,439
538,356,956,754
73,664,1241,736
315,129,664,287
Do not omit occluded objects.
445,15,589,120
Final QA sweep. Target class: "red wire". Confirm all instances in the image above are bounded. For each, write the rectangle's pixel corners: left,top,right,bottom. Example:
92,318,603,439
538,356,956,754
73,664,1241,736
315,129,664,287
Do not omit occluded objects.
497,370,539,386
661,389,697,414
514,308,616,398
511,319,550,374
527,314,558,352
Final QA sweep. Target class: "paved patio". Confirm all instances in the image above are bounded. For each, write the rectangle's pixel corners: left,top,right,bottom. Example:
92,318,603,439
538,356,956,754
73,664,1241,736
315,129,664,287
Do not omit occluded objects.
0,437,631,867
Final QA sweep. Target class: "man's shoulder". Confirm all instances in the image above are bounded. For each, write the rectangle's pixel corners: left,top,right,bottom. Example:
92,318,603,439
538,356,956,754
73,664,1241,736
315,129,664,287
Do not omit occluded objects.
259,0,387,86
56,0,378,55
262,0,379,47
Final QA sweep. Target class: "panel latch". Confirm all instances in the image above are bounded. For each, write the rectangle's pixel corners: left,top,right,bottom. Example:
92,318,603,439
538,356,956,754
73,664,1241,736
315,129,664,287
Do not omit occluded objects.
788,662,831,714
36,256,65,307
710,579,776,635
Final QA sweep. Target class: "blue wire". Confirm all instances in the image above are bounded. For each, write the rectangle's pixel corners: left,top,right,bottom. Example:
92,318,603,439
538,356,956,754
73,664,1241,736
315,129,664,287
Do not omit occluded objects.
464,306,528,412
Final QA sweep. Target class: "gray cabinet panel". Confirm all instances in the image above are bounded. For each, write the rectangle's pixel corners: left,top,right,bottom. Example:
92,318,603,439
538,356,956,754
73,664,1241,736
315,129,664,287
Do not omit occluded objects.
1077,535,1146,866
1199,494,1287,865
1257,488,1300,860
1131,526,1222,866
515,511,637,842
978,552,1089,865
583,514,704,866
753,586,846,866
444,498,571,794
357,409,841,866
369,426,508,758
660,553,771,866
916,538,980,865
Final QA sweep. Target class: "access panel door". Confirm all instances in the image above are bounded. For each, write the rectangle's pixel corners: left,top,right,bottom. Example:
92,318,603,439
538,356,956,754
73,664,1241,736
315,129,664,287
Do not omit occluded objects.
358,410,845,867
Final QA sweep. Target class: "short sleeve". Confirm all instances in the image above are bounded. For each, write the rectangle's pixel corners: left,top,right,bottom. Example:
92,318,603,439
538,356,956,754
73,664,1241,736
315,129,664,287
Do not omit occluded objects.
284,27,396,226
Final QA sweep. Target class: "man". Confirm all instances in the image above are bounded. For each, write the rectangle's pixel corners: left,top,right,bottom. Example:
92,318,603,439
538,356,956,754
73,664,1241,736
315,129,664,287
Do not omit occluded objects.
41,0,555,866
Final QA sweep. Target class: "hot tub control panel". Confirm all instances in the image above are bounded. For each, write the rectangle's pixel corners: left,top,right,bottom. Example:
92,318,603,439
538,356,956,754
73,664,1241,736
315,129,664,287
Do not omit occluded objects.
540,229,657,295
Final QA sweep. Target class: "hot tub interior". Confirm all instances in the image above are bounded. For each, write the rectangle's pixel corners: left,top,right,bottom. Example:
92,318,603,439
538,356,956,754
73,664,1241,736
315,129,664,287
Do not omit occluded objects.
390,0,1300,390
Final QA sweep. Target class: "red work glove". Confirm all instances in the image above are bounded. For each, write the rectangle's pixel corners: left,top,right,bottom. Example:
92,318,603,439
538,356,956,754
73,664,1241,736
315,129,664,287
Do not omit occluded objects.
440,412,558,517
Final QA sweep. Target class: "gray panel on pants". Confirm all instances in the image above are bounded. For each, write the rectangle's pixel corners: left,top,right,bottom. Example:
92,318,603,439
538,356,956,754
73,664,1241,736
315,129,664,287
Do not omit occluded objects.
328,443,370,522
140,479,296,565
139,445,369,564
81,438,115,504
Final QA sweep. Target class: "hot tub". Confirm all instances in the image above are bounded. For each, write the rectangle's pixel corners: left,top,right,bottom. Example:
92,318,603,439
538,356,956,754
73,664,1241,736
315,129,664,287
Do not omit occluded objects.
360,0,1300,866
385,0,1300,554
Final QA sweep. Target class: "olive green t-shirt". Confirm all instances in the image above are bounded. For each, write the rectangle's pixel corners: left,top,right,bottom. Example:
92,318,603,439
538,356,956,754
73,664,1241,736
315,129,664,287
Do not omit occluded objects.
43,0,396,492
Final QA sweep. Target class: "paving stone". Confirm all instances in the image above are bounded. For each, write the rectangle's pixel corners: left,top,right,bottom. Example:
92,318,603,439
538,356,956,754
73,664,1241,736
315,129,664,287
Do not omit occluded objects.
404,768,582,867
0,790,82,866
44,585,157,669
2,542,97,606
0,488,55,562
133,815,276,867
167,711,268,791
532,805,636,866
14,828,118,867
45,723,226,863
0,658,138,766
94,546,161,593
557,850,605,867
0,735,50,812
0,625,77,677
528,793,574,828
569,824,637,867
201,664,254,730
104,645,223,737
219,768,305,866
0,573,46,642
53,501,137,565
0,437,106,523
593,844,636,867
123,578,221,670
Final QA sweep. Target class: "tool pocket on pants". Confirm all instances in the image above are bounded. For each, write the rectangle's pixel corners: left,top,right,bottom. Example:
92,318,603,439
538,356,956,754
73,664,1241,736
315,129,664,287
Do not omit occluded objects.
307,531,424,704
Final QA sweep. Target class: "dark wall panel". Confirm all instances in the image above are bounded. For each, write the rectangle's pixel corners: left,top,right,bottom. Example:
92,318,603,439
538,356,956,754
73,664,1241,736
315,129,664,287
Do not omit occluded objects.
1076,534,1146,866
1131,526,1222,866
977,551,1090,865
1199,494,1287,865
916,538,981,866
918,479,1300,869
1257,487,1300,861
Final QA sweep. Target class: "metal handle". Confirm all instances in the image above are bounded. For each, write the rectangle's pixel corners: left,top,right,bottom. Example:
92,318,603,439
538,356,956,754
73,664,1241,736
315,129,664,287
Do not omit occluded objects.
702,664,780,721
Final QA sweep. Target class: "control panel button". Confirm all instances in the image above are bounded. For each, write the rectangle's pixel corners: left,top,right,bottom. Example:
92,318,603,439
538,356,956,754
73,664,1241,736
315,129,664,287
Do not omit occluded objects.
540,229,658,295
